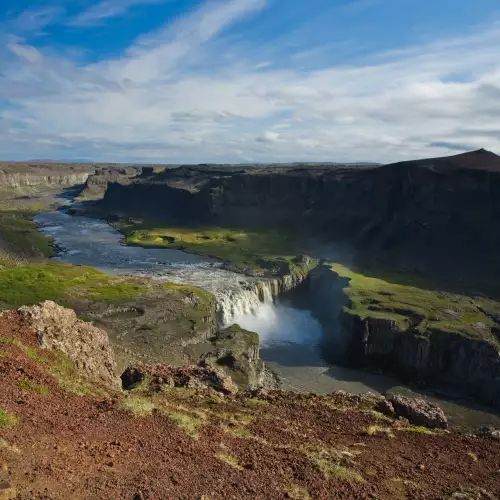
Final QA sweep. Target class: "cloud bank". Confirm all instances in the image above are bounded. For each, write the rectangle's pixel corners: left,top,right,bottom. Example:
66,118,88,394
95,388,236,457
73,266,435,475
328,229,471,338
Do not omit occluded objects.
0,0,499,163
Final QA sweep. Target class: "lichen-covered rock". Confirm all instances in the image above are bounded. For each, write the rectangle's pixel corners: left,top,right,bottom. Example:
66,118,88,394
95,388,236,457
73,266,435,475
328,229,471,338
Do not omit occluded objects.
387,394,448,429
121,364,238,394
19,301,119,388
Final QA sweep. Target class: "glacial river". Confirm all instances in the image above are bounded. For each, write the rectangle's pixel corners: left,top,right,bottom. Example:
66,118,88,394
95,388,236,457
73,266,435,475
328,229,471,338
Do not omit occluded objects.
35,208,500,428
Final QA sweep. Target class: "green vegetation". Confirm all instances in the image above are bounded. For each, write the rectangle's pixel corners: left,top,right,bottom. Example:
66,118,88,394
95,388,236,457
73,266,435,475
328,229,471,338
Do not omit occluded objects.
365,425,395,438
331,263,500,345
0,259,212,310
301,446,365,483
0,206,53,264
400,426,437,436
16,379,50,396
122,395,155,416
215,451,244,471
115,220,315,276
285,485,311,500
87,281,148,302
163,410,204,438
0,408,18,428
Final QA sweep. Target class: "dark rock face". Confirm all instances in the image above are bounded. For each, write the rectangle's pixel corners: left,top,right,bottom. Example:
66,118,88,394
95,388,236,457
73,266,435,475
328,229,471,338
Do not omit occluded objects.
386,394,448,429
100,150,500,284
342,311,500,406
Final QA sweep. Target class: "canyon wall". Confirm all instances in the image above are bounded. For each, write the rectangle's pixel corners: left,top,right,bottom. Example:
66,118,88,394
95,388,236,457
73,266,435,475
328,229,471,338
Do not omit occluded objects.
0,164,95,189
307,265,500,406
100,150,500,288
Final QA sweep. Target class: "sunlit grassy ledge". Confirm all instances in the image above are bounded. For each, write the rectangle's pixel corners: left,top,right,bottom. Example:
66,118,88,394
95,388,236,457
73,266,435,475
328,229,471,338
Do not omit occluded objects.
330,263,500,346
113,220,316,278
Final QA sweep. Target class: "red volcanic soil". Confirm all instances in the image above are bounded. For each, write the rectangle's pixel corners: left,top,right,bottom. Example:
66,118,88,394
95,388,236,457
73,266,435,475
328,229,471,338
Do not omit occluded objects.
1,311,500,499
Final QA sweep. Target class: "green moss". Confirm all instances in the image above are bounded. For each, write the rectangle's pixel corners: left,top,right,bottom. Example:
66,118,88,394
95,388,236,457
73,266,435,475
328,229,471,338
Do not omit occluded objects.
115,221,315,276
0,408,18,428
87,281,147,301
0,260,172,308
330,263,500,345
16,379,49,396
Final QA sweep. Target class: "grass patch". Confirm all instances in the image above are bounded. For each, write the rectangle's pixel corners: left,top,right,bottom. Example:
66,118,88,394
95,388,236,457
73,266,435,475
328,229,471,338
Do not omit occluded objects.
330,263,500,345
13,340,51,364
285,485,311,500
0,409,18,428
301,446,365,483
0,207,53,263
365,425,395,438
121,396,155,416
116,220,315,276
0,261,156,308
400,426,437,435
16,379,49,396
224,426,253,439
215,452,244,471
163,411,204,438
246,398,269,406
87,281,147,302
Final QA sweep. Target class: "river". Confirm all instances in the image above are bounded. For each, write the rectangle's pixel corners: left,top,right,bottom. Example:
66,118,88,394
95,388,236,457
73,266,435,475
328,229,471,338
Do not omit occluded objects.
35,208,500,428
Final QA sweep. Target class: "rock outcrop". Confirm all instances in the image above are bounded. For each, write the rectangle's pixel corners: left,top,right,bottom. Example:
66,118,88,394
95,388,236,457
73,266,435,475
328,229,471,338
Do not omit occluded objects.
121,364,238,394
200,325,276,390
386,394,448,429
19,301,120,388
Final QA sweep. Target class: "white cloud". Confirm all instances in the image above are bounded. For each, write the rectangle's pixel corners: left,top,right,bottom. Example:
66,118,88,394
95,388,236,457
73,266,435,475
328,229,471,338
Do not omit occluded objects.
0,0,499,163
70,0,169,27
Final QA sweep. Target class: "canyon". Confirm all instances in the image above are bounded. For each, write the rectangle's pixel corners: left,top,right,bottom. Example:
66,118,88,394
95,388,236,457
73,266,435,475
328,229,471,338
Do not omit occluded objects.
1,152,500,497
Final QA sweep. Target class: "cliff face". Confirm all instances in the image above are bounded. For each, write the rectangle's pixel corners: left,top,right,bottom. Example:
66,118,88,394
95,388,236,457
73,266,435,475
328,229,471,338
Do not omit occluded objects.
342,312,500,405
0,164,95,189
100,150,500,283
307,265,500,406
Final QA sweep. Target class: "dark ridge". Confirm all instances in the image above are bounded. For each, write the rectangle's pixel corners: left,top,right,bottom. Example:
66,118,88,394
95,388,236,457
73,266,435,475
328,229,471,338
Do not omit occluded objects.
383,149,500,173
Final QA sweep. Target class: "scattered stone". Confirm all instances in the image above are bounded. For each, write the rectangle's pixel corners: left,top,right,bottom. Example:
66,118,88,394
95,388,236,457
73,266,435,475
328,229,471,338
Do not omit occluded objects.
474,426,500,440
387,395,448,429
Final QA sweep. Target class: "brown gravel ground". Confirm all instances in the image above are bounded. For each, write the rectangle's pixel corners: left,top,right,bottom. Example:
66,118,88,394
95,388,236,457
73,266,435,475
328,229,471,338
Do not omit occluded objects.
1,311,500,500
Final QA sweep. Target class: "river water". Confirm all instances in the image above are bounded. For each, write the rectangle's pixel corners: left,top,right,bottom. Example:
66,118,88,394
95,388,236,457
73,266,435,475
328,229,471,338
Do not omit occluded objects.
35,208,500,428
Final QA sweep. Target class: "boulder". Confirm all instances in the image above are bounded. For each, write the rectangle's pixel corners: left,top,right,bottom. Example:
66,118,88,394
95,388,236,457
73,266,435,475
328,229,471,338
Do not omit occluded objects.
387,394,448,429
19,301,120,388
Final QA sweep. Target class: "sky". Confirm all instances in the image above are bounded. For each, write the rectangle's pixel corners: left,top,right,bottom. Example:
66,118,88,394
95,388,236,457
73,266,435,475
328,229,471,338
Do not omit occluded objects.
0,0,499,164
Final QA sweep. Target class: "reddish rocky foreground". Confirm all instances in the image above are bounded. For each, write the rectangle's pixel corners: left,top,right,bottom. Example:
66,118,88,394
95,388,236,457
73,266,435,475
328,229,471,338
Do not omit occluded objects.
1,308,500,499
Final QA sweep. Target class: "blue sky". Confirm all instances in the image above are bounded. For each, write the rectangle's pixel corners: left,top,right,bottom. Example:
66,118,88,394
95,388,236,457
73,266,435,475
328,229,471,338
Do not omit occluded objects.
0,0,499,163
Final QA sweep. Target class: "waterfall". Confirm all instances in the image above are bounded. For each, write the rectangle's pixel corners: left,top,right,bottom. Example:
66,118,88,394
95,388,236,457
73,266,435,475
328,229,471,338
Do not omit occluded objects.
216,280,277,327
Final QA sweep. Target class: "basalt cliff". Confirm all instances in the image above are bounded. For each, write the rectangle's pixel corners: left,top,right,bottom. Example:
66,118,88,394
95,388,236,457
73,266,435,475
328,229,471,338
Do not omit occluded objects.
100,149,500,292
